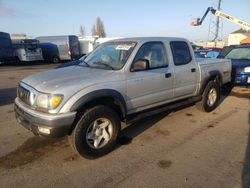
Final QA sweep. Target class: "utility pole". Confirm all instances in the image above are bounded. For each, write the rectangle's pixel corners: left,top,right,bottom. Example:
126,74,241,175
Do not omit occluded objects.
208,0,223,41
213,0,222,41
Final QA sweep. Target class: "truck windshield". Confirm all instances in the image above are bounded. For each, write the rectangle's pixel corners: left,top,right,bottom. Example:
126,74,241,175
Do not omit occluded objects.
81,42,136,70
25,43,38,50
13,40,39,50
225,47,250,60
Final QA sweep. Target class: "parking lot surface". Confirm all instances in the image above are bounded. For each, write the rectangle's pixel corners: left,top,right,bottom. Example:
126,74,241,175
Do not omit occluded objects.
0,64,250,188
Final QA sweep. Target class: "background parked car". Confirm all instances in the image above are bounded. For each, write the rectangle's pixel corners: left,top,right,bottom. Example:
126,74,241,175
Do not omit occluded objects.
221,44,250,86
194,49,219,58
206,50,219,58
194,50,209,58
36,35,80,62
217,45,236,58
40,42,60,63
12,39,43,63
0,32,14,64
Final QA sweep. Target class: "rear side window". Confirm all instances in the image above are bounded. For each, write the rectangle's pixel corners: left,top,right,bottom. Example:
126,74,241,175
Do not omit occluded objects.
170,41,192,65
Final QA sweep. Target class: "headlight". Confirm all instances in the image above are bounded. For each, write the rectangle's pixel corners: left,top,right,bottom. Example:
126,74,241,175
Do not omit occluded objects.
244,66,250,73
36,94,63,110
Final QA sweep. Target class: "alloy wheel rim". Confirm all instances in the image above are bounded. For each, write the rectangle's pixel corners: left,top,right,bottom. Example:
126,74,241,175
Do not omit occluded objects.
86,118,113,149
207,88,217,107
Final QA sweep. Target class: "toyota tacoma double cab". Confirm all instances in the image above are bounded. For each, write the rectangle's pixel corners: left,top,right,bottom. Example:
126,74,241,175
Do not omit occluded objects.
15,37,231,158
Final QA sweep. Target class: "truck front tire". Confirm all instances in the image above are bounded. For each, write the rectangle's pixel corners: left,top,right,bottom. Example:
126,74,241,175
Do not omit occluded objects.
69,105,121,158
197,80,220,112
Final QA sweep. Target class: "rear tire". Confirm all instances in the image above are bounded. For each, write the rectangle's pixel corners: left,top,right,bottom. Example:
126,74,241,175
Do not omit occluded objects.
52,56,60,64
69,105,121,159
15,57,22,66
196,80,220,112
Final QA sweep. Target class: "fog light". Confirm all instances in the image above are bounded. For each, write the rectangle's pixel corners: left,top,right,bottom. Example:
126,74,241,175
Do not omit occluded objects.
38,127,50,134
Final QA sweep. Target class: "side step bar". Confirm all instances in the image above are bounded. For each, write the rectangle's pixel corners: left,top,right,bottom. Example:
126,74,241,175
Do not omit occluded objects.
125,96,201,125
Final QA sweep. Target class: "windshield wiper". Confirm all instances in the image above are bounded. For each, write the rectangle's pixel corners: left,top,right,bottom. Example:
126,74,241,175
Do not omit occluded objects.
80,60,90,67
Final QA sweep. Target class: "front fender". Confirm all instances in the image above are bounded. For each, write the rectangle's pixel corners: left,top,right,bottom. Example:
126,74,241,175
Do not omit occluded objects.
61,89,127,118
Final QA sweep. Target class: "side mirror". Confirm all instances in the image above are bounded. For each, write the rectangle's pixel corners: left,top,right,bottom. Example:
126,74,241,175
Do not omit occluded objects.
131,59,149,71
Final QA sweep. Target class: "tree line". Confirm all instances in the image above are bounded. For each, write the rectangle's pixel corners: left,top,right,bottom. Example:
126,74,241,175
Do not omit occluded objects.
79,17,106,37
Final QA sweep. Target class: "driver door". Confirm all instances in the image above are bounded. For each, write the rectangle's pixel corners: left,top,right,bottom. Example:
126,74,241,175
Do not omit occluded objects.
126,42,174,113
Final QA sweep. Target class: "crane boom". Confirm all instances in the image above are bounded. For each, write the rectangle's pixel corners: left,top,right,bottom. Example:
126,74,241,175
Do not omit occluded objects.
191,7,250,31
214,10,250,31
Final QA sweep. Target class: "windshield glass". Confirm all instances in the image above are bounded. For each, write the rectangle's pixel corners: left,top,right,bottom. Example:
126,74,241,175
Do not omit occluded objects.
206,51,219,58
194,51,207,58
24,40,39,50
13,40,39,50
25,43,38,49
225,47,250,60
81,41,136,70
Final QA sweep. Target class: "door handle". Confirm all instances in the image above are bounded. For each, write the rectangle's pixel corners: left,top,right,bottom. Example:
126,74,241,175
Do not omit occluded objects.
191,68,196,72
165,73,172,78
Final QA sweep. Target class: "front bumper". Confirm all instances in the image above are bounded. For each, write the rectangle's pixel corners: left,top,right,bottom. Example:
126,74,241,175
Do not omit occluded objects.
232,73,250,86
14,98,76,138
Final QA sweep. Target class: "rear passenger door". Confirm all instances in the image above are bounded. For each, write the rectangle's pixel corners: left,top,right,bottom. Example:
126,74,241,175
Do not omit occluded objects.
170,41,199,98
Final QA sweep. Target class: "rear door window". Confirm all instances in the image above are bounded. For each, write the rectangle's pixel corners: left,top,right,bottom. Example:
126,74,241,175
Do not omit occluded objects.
170,41,192,65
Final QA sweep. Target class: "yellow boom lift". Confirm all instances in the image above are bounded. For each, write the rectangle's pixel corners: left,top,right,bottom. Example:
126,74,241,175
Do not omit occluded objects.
191,7,250,31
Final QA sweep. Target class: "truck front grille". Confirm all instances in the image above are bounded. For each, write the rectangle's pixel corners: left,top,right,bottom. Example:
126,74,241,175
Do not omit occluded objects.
18,85,31,105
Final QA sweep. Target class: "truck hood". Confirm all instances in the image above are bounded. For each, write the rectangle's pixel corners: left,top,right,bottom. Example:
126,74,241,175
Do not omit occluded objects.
22,65,121,94
231,59,250,68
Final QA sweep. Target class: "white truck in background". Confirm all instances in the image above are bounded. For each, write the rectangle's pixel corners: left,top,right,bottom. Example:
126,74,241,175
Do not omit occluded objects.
12,39,43,63
78,36,123,56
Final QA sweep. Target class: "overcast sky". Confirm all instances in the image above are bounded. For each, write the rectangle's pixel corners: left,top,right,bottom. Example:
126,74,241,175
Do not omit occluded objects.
0,0,250,41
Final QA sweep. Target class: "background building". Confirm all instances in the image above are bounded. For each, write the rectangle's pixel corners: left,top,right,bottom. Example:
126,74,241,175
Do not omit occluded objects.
193,40,226,49
228,29,250,46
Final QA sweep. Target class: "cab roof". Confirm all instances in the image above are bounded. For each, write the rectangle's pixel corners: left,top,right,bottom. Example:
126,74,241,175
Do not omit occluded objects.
108,37,189,43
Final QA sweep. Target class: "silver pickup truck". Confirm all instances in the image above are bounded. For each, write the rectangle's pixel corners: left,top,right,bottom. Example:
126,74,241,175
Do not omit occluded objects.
15,37,231,158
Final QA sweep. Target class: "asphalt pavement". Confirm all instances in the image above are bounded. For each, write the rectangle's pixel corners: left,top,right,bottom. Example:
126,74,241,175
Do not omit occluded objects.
0,64,249,188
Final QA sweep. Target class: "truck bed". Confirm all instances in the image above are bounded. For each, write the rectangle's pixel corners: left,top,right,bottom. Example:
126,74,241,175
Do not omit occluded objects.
196,58,232,85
